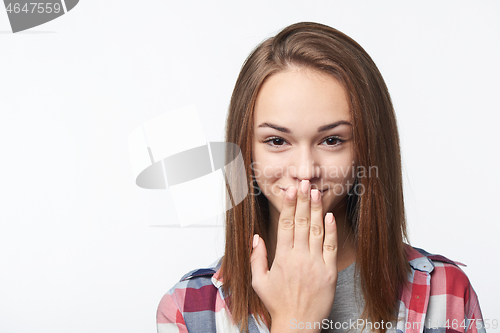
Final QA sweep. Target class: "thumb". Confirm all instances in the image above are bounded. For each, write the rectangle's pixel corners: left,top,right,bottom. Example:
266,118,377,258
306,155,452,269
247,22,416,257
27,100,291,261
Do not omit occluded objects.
250,234,268,287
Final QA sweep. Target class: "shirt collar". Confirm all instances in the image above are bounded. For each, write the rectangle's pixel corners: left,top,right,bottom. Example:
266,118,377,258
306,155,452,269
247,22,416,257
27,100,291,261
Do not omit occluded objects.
210,257,224,288
212,267,224,289
405,244,435,273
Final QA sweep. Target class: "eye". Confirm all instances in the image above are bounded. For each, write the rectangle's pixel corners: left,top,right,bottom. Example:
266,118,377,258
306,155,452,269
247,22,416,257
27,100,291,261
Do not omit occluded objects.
262,136,288,148
321,136,345,147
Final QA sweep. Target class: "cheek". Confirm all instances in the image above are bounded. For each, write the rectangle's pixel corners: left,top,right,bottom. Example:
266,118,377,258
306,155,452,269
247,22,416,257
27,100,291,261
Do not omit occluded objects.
340,163,356,184
321,158,357,195
252,149,283,180
251,157,286,200
253,164,283,191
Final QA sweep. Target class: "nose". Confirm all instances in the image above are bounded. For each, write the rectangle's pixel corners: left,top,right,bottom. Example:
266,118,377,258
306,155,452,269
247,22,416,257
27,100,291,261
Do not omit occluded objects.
290,148,319,182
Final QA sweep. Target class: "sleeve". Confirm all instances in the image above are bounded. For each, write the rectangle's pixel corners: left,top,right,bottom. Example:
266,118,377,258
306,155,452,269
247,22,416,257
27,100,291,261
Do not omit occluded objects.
156,284,189,333
426,260,487,333
464,283,486,333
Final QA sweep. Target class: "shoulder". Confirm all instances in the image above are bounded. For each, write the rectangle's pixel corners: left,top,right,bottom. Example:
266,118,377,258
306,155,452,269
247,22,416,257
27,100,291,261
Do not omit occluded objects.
404,245,484,325
417,247,471,290
156,258,224,328
406,244,471,289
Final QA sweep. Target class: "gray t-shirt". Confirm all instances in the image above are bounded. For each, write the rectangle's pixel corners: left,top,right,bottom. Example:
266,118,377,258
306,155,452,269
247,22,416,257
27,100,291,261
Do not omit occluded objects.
321,262,397,333
321,261,365,333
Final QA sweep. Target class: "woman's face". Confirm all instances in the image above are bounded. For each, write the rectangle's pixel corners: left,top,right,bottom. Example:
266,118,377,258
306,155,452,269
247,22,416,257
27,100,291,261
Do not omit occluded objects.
252,67,355,216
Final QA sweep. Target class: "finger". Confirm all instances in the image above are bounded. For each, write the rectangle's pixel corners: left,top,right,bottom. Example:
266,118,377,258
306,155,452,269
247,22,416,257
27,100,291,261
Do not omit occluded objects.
293,179,311,252
322,213,338,268
250,234,269,292
309,189,324,256
275,186,298,255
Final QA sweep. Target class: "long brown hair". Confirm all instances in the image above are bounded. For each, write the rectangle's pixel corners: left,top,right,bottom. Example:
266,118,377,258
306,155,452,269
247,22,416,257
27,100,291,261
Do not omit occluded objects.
221,21,410,333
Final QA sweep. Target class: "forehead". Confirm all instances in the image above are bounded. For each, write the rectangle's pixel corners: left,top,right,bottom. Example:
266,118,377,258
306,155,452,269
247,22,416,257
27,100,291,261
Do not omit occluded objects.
253,68,351,128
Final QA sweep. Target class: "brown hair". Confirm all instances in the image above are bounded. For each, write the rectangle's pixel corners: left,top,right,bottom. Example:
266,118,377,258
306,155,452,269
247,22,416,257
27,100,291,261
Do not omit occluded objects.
221,21,410,332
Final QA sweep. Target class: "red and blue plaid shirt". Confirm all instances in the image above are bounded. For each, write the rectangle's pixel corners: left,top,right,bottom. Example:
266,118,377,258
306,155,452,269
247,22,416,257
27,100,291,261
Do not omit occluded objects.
157,245,485,333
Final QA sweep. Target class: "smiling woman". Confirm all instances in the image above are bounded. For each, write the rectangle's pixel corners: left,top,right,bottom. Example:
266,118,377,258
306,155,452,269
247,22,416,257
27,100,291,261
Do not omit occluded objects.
251,69,356,269
156,22,486,333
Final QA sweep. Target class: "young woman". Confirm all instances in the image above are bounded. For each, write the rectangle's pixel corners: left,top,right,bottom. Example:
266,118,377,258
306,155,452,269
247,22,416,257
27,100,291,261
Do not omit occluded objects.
157,22,485,333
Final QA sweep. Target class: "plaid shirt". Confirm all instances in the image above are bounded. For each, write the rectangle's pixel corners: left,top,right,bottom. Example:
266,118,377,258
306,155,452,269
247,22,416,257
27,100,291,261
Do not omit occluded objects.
157,245,486,333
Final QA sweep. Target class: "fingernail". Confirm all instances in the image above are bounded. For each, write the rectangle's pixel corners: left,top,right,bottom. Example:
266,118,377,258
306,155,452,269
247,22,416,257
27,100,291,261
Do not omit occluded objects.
287,186,297,199
301,180,310,194
253,234,259,248
311,189,320,202
326,212,334,224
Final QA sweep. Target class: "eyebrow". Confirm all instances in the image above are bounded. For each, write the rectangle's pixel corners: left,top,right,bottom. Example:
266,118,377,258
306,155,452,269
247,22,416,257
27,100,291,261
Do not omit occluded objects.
257,120,352,134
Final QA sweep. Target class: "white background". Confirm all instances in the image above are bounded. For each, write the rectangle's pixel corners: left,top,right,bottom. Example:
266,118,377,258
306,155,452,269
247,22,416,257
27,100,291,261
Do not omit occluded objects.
0,1,499,332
